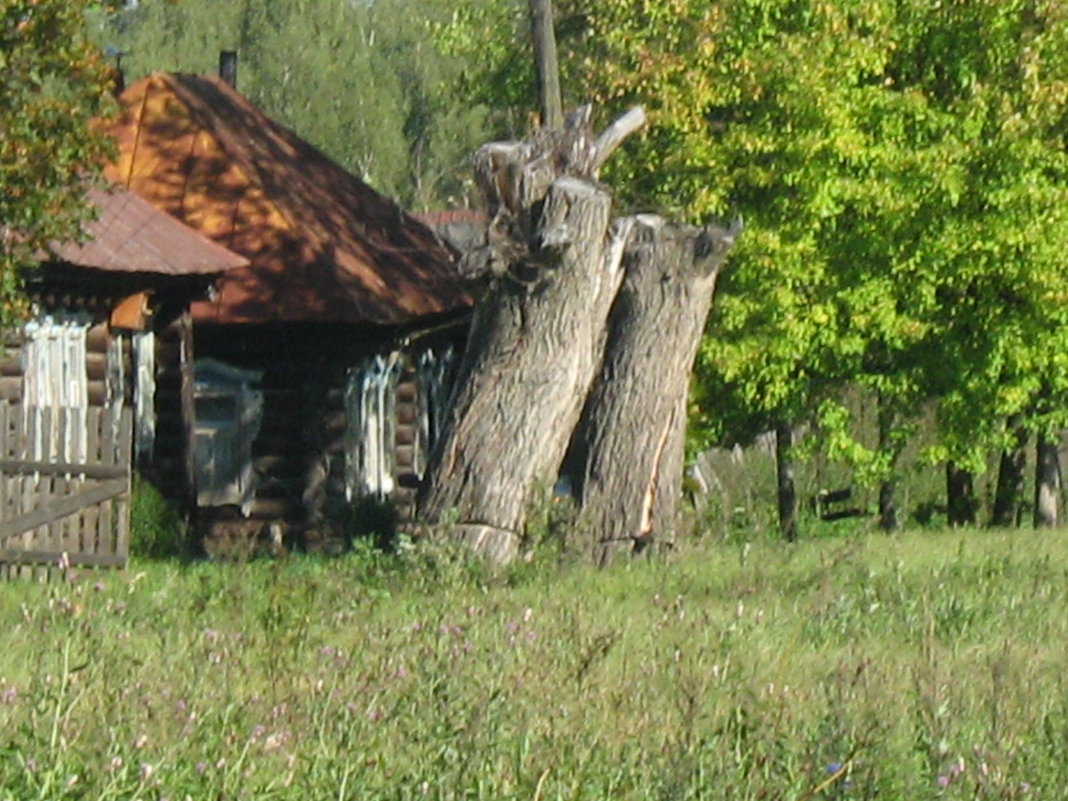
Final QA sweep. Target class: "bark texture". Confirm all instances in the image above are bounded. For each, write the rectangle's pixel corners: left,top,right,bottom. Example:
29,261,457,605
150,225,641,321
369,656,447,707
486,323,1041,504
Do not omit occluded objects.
945,461,977,527
991,418,1028,527
1033,433,1060,528
566,216,738,564
417,108,644,563
775,420,798,541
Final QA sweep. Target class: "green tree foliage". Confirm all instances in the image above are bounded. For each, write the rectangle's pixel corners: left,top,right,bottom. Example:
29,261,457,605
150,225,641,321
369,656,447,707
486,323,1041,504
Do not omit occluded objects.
895,1,1068,470
0,0,118,321
560,0,1068,495
93,0,505,209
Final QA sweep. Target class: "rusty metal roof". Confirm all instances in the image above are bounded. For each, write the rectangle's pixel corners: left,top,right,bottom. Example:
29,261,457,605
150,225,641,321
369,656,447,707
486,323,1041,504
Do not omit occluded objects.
106,73,471,325
47,185,249,275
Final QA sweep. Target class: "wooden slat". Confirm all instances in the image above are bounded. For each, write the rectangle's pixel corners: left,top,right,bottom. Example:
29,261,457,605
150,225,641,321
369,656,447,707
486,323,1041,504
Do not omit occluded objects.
0,479,126,543
0,461,127,479
0,401,131,574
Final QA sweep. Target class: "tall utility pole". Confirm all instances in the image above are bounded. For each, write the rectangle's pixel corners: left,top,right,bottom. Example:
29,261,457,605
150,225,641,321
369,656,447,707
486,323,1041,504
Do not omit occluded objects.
529,0,563,130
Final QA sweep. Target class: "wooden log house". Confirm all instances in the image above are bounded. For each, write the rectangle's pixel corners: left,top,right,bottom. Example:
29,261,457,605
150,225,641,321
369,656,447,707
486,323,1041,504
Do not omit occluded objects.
1,185,248,513
105,70,472,553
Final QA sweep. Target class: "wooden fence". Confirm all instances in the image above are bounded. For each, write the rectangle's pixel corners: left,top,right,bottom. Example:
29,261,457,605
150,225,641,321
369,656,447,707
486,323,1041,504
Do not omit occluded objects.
0,403,132,579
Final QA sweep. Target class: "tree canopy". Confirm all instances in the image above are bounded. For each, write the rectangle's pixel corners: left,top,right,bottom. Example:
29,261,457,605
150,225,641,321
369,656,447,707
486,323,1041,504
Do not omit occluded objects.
1,0,118,322
550,0,1068,504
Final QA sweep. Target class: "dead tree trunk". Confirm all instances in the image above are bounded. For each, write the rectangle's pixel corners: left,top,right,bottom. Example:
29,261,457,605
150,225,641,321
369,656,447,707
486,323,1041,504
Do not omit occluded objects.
1034,433,1060,528
565,216,738,564
417,107,646,563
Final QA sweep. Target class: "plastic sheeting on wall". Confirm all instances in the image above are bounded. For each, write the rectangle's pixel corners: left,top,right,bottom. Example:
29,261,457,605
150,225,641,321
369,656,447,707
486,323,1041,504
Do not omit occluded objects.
344,353,403,500
132,330,156,461
193,359,264,514
21,312,91,462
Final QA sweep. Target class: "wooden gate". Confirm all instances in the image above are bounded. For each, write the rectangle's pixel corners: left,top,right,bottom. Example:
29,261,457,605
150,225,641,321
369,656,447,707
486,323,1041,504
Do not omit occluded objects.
0,403,132,578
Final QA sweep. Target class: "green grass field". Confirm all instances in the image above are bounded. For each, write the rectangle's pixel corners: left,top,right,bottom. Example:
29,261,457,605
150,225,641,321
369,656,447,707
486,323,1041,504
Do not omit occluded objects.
0,529,1065,799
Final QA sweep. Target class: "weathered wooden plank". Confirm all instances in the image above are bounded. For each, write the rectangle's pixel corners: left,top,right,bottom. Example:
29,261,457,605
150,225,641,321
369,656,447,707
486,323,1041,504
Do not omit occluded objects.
0,549,127,568
0,479,126,543
81,500,98,556
0,376,23,403
0,461,127,479
114,493,130,563
0,355,22,377
86,406,100,463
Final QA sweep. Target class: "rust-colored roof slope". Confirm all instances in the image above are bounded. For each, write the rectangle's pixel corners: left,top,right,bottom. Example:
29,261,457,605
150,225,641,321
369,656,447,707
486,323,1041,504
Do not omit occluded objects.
106,73,470,325
48,185,249,275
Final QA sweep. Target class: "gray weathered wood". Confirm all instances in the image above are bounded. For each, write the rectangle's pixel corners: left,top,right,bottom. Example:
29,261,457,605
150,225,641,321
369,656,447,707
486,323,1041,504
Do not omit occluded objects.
0,461,127,478
568,216,738,563
0,478,127,543
0,403,131,572
418,108,644,563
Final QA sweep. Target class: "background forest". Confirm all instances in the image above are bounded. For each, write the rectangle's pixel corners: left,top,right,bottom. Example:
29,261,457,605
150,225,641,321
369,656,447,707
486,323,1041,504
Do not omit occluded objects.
89,0,1068,537
92,0,528,211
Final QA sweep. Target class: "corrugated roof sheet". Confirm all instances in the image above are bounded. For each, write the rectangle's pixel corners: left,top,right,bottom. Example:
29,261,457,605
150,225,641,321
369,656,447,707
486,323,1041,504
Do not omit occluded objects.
47,185,249,275
106,73,471,325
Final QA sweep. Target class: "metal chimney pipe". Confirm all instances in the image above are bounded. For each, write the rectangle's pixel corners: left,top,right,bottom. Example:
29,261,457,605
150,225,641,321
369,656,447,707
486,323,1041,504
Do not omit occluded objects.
219,50,238,88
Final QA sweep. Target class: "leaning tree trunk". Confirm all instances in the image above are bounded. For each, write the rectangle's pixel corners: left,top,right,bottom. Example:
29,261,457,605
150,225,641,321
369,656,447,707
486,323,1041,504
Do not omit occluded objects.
417,107,646,563
1033,433,1061,528
991,416,1028,527
565,217,738,563
945,460,977,527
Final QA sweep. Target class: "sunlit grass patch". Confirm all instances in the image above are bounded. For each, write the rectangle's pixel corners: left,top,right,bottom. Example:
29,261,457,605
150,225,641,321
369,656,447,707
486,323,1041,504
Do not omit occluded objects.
0,529,1064,799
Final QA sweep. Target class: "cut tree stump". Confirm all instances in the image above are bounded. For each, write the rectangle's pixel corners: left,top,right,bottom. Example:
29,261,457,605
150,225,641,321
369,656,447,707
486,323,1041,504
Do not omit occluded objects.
566,215,739,564
417,107,739,565
417,107,644,563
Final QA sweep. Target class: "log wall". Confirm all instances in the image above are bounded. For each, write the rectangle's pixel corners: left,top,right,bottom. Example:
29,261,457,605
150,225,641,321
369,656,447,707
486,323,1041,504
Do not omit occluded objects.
193,322,462,555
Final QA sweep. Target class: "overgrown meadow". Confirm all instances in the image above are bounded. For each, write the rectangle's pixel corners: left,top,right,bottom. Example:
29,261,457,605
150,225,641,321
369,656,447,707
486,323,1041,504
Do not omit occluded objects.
1,530,1066,800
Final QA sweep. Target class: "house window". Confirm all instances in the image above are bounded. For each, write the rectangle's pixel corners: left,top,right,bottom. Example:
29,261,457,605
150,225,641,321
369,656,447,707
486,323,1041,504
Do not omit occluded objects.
344,353,402,500
193,359,263,513
21,312,91,461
